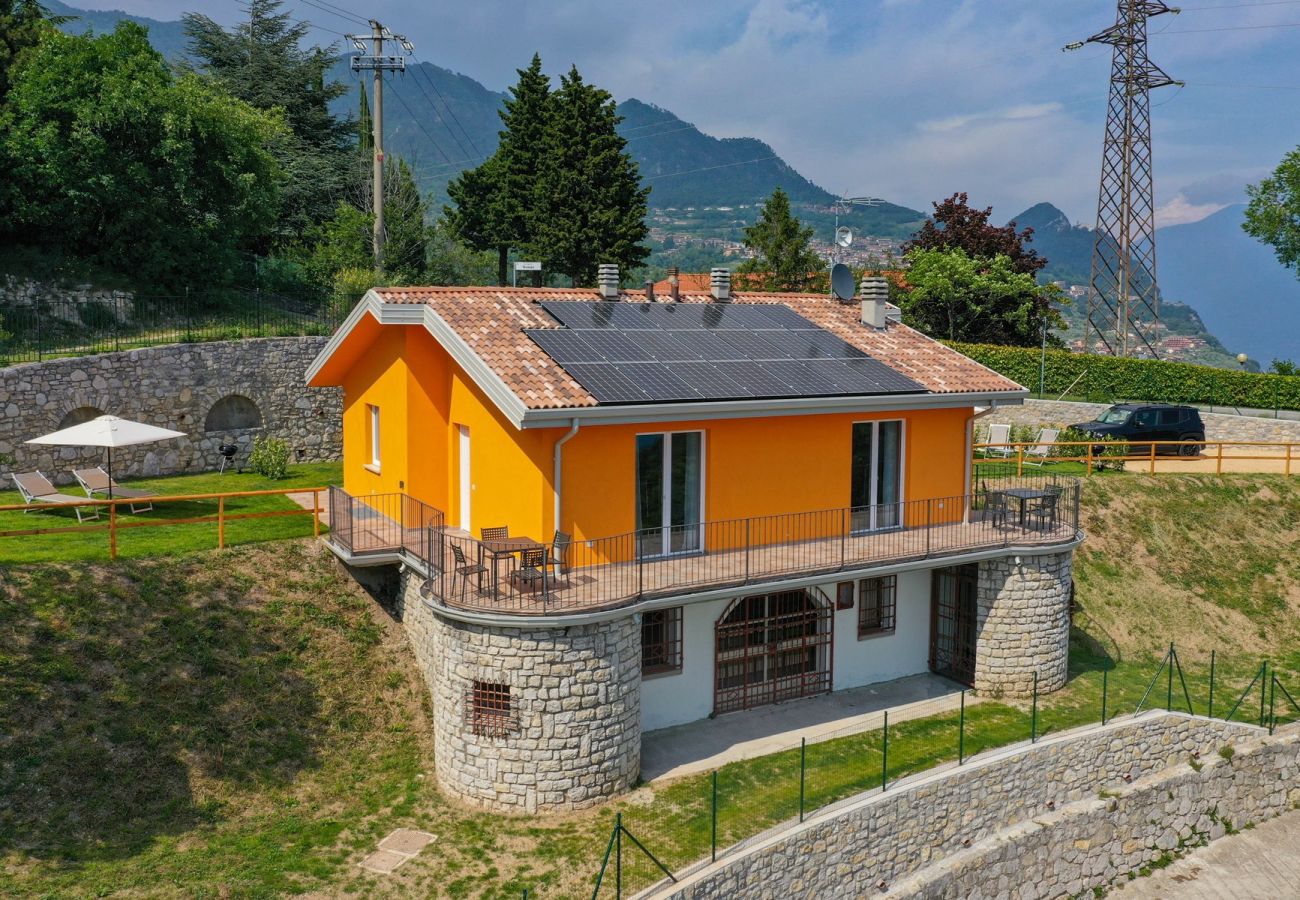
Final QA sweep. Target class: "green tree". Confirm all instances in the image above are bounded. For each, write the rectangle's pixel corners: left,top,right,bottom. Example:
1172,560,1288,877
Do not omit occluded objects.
445,54,552,285
381,157,429,281
1244,148,1300,274
904,192,1046,277
0,0,59,102
533,65,649,285
183,0,351,243
738,187,824,291
0,23,284,288
895,248,1066,346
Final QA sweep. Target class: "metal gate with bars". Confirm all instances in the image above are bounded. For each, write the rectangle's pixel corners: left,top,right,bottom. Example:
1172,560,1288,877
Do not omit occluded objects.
929,564,978,686
714,589,833,714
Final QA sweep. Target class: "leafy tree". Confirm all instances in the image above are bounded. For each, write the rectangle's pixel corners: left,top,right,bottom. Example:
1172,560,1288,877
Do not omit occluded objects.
298,157,429,287
533,65,649,285
0,23,284,288
905,192,1046,277
1244,149,1300,275
895,248,1066,346
0,0,60,102
425,220,498,286
183,0,351,243
1270,358,1298,377
446,54,552,285
737,187,824,291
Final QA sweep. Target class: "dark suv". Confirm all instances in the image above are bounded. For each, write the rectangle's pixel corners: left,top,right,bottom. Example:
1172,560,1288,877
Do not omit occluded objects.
1071,403,1206,457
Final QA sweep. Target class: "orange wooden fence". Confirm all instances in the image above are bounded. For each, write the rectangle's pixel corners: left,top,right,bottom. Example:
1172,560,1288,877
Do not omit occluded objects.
0,487,326,559
973,440,1297,477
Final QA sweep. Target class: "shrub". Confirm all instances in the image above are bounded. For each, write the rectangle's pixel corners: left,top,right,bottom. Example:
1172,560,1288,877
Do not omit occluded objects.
948,342,1300,412
248,435,290,480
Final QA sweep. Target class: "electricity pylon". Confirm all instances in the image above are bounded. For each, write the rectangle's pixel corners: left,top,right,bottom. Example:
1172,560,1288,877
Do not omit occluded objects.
1067,2,1183,358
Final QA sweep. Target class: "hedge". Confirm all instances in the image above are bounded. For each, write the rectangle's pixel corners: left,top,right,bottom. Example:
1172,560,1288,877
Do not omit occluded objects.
948,342,1300,412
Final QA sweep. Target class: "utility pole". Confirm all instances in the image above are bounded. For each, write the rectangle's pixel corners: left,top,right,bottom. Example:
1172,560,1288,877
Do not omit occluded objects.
347,21,412,274
1066,2,1182,358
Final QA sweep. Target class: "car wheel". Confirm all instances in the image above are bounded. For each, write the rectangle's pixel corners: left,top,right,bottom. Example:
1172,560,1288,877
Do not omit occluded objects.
1178,436,1201,457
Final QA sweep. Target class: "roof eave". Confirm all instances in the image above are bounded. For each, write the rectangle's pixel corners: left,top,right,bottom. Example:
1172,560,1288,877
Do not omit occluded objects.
517,389,1028,429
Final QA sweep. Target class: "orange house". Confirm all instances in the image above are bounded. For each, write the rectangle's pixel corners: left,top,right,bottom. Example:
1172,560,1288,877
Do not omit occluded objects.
307,268,1082,813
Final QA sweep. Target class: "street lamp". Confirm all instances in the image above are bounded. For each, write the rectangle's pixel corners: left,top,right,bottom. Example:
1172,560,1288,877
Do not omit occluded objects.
1236,352,1249,371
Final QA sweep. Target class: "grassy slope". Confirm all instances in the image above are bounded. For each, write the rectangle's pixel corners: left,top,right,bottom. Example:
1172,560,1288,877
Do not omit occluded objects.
2,475,1299,897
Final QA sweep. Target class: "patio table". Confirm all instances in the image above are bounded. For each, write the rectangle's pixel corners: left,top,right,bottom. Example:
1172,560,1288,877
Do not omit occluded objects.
480,536,543,599
992,487,1052,528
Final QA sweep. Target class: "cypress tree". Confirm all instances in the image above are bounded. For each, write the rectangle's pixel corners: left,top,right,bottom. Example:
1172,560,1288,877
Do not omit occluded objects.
533,66,649,286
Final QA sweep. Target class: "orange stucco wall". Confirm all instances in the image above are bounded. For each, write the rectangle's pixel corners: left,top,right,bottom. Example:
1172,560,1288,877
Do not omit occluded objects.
338,324,974,544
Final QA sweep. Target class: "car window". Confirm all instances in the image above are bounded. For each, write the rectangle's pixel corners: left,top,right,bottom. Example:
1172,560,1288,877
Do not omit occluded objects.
1133,410,1157,427
1096,408,1131,425
1158,410,1180,426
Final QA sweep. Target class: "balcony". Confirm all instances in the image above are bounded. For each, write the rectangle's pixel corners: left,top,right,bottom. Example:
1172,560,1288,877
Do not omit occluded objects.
325,475,1082,616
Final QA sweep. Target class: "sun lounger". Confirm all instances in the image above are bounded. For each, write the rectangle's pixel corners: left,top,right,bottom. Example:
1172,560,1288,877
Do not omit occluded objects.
10,471,100,523
1024,428,1061,467
73,466,155,512
984,423,1013,457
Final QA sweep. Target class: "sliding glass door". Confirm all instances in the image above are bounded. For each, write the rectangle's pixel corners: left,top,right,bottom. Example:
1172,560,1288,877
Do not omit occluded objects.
636,431,704,558
850,420,903,532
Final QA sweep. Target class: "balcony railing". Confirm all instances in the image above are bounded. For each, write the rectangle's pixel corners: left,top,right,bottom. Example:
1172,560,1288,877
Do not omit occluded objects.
325,476,1081,616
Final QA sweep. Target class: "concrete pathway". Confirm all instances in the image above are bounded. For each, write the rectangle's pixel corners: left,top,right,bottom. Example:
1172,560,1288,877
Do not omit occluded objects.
286,490,329,526
640,673,971,782
1114,809,1300,899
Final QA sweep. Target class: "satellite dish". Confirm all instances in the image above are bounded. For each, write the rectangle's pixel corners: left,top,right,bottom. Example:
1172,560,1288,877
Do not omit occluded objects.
830,263,855,301
835,226,854,248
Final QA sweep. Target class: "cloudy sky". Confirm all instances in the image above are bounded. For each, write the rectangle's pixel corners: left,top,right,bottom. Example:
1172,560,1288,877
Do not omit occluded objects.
72,0,1300,225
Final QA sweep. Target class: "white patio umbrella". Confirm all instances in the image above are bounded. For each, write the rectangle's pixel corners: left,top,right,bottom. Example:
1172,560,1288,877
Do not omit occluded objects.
26,415,186,498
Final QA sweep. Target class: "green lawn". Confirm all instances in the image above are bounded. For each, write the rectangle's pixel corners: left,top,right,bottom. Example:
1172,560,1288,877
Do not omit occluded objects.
0,462,341,563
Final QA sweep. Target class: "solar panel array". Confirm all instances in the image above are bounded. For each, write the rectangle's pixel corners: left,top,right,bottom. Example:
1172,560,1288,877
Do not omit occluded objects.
525,301,925,405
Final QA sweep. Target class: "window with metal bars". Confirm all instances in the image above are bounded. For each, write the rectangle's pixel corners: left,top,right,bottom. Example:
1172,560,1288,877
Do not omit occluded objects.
858,575,897,638
642,606,683,675
466,680,517,737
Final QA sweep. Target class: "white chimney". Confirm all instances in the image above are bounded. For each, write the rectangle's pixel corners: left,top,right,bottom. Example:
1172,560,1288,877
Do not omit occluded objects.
597,263,620,300
710,268,731,302
859,276,889,330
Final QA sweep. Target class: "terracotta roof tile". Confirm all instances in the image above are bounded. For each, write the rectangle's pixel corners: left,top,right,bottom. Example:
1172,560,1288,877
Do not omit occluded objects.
373,286,1023,410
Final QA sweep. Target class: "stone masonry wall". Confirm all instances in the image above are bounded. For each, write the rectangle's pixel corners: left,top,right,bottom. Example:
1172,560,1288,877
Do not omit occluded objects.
885,726,1300,899
653,713,1263,899
0,338,340,483
986,397,1300,444
975,550,1072,697
396,572,642,813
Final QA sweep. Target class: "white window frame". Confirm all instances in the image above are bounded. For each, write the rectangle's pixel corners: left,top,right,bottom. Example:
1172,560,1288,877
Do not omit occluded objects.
635,429,707,559
851,418,906,533
366,404,381,472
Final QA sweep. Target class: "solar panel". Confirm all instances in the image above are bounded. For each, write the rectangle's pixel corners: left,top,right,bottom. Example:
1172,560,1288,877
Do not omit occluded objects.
527,301,925,404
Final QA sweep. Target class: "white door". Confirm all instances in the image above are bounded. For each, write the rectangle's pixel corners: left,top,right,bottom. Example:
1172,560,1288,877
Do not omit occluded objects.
457,424,471,531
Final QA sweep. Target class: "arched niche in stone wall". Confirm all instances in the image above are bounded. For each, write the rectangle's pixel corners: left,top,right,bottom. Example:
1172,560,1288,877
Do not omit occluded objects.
204,394,263,433
58,406,105,430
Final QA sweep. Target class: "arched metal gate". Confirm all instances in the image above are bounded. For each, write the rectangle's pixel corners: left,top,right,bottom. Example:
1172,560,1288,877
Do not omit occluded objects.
714,589,833,715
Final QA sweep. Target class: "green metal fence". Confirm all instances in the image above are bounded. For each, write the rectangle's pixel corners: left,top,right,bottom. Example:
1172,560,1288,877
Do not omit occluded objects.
507,645,1299,899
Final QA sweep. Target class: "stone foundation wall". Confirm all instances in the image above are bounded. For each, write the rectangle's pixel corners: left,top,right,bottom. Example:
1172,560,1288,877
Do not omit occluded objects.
0,338,340,483
653,713,1263,899
975,550,1072,697
397,573,642,813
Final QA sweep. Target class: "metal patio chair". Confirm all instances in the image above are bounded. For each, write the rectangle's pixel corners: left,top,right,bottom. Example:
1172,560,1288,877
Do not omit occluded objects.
549,530,572,585
513,546,550,599
1026,488,1060,532
449,541,487,600
985,490,1009,528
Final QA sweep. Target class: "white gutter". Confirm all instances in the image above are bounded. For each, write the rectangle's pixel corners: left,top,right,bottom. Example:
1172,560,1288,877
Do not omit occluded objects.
552,418,580,533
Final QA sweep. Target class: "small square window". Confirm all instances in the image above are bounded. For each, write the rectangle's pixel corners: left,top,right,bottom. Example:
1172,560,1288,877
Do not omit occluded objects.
466,680,517,737
858,575,897,638
642,607,683,675
836,581,855,610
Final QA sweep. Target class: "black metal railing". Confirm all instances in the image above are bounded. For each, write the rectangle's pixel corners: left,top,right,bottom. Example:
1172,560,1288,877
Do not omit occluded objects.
326,476,1081,615
0,289,345,365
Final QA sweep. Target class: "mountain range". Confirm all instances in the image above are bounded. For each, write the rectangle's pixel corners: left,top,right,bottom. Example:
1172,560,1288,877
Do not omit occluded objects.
47,3,1300,364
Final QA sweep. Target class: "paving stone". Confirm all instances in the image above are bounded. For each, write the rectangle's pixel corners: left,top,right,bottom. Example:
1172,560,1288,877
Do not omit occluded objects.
358,848,410,874
378,828,436,855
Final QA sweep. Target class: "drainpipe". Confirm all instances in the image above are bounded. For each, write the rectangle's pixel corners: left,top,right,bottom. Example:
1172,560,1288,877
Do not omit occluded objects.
553,418,580,534
968,402,1002,520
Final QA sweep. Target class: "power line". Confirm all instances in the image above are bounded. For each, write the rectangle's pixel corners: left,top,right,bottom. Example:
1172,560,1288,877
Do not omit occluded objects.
647,156,780,181
408,55,484,158
1161,20,1300,31
388,79,455,165
397,61,474,159
296,0,367,27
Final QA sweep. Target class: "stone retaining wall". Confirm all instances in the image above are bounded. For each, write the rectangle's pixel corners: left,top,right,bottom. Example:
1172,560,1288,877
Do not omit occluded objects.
652,713,1262,899
397,574,642,813
0,338,340,483
887,726,1300,899
989,398,1300,444
975,551,1073,696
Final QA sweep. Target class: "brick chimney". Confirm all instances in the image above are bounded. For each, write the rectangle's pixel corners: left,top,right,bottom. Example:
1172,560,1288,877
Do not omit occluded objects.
859,276,889,329
597,263,620,300
710,268,731,303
